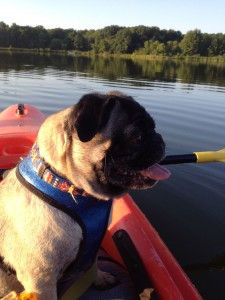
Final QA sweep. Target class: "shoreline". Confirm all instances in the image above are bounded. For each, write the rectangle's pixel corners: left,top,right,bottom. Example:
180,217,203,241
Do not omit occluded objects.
0,47,225,62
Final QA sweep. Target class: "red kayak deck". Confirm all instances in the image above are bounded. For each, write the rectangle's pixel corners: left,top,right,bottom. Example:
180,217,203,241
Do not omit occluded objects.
103,194,202,299
0,104,202,299
0,104,45,168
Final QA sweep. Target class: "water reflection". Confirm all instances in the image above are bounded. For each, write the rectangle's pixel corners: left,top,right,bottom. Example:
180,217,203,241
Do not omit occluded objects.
0,52,225,87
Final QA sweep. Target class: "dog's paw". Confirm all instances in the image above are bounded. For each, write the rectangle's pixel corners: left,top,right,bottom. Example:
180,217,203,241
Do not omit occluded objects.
1,291,38,300
93,269,120,290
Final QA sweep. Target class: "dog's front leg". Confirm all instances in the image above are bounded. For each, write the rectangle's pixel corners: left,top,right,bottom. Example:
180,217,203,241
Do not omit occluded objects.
17,270,57,300
20,286,57,300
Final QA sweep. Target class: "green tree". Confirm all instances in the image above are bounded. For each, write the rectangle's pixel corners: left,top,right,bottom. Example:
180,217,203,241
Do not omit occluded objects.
49,38,63,50
19,26,37,48
144,40,166,55
165,41,181,56
72,31,90,51
0,22,9,47
97,39,110,53
129,26,151,50
101,25,122,38
9,23,21,47
35,26,50,48
159,29,182,43
208,34,225,56
180,29,203,55
89,25,122,53
111,28,135,54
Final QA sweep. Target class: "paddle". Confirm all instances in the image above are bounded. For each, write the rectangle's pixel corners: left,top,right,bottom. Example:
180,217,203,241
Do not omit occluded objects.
161,148,225,165
0,148,224,180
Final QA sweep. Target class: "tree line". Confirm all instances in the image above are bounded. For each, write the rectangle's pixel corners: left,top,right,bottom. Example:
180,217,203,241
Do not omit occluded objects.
0,22,225,57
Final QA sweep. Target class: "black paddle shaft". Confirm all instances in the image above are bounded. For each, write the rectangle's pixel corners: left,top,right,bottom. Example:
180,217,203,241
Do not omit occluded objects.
0,153,198,180
160,153,197,165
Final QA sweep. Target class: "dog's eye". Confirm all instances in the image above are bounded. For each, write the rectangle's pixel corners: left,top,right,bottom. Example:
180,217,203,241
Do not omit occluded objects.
130,130,143,146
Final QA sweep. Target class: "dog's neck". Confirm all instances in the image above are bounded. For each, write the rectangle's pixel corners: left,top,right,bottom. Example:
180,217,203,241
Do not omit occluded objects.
29,142,89,201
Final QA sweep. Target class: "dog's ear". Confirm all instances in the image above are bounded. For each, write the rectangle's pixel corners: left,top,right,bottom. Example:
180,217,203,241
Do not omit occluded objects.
65,94,117,142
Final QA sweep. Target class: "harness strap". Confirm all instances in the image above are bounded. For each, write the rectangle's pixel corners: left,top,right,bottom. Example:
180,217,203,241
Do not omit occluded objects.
29,143,90,198
60,260,97,300
16,166,83,223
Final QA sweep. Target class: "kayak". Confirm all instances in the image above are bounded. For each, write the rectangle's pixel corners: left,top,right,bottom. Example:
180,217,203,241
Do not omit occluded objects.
0,104,202,300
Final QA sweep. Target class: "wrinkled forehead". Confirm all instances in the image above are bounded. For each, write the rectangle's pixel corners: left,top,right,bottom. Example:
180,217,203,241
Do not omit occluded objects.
102,98,155,138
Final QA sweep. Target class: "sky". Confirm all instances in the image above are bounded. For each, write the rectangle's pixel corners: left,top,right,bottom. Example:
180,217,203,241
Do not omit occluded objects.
0,0,225,34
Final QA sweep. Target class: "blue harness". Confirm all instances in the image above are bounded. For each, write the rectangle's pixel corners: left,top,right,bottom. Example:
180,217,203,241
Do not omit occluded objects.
16,144,113,295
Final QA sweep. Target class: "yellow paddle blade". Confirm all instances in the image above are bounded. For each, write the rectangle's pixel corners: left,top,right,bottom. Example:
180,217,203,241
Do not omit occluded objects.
194,148,225,163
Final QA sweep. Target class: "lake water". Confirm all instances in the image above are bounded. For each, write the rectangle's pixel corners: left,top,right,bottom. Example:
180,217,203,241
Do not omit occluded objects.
0,52,225,299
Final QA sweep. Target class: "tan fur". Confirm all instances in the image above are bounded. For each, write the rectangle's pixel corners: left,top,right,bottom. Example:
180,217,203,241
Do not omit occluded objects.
0,102,120,299
0,170,82,299
36,103,121,200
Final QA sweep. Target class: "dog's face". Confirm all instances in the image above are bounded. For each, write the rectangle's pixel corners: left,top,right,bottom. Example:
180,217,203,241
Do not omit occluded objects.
37,92,170,200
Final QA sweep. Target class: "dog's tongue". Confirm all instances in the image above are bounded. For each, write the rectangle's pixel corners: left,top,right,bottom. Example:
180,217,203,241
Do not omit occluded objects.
140,164,171,180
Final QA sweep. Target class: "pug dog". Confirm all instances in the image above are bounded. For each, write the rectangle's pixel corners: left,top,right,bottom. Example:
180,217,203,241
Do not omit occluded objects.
0,92,170,299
